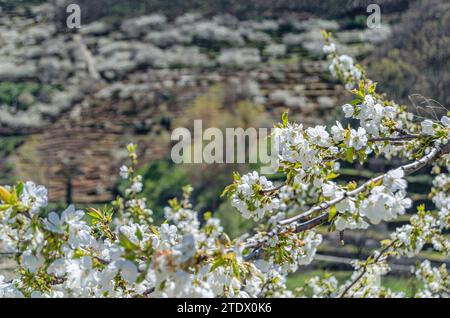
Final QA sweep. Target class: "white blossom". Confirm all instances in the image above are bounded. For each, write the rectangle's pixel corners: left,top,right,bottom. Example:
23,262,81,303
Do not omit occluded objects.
231,171,280,221
421,120,435,135
119,165,129,179
306,125,332,147
322,43,336,54
342,104,354,118
20,181,48,214
345,127,368,151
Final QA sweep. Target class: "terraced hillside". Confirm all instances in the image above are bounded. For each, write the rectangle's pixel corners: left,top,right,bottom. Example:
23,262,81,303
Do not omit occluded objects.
0,2,389,203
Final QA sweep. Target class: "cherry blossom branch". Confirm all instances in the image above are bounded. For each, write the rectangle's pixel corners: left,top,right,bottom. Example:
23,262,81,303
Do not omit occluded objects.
368,135,418,142
279,142,450,227
261,135,419,195
294,212,330,232
243,142,449,261
259,135,420,195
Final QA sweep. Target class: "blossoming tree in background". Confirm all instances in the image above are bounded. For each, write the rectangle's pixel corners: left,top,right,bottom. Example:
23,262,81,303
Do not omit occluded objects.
0,33,448,298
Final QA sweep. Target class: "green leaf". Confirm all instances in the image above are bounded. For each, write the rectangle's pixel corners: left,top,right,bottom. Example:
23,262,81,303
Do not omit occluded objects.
150,225,160,239
119,232,138,251
135,227,143,241
221,184,235,198
0,204,11,211
87,211,101,220
351,98,361,106
281,111,289,127
210,257,225,272
86,208,102,220
15,182,24,197
368,82,378,94
232,261,241,282
203,211,212,221
345,147,354,163
9,207,19,218
136,275,145,284
417,204,425,212
326,172,340,180
328,206,337,222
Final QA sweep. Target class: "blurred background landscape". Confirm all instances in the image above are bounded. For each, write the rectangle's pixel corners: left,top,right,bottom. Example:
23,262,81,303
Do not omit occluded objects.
0,0,449,295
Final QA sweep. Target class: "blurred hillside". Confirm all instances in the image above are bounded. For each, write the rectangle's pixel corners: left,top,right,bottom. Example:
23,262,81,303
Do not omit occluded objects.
366,0,450,106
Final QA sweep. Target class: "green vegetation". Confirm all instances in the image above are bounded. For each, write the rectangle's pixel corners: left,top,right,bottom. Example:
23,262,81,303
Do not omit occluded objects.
0,136,24,159
287,270,419,297
369,50,420,103
215,201,253,239
0,137,24,184
0,82,58,111
131,160,189,224
116,85,272,229
346,15,368,29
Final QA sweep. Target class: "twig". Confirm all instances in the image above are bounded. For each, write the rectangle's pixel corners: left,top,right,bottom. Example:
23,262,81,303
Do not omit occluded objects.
143,287,155,296
368,135,417,142
93,256,110,265
260,183,285,194
339,239,399,298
